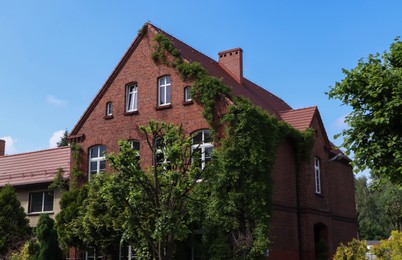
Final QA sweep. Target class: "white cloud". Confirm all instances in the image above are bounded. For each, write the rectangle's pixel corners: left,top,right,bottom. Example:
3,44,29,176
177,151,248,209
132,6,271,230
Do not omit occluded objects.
46,95,67,107
49,130,65,148
0,136,17,155
334,114,348,129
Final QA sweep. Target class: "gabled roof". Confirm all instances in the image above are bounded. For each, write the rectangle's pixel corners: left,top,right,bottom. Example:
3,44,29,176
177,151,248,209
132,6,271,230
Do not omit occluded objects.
0,146,70,187
279,106,317,131
70,23,292,135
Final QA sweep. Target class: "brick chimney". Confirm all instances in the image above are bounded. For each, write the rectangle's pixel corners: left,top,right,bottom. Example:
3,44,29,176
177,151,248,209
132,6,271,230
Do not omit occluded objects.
0,139,5,156
218,48,243,84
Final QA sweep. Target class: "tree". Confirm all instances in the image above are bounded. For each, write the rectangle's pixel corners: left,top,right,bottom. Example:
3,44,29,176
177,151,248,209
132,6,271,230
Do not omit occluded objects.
34,214,63,260
55,185,89,253
328,38,402,184
379,181,402,232
333,239,367,260
104,121,204,259
355,177,390,240
0,185,31,257
57,129,69,147
372,230,402,259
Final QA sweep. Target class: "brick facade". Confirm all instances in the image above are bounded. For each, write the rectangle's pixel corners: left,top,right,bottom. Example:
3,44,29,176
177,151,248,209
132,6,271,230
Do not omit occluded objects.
70,23,357,259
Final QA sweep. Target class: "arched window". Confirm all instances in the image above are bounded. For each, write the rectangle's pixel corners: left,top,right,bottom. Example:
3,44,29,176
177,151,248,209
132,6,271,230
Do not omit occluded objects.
89,145,106,181
158,76,171,106
191,130,213,169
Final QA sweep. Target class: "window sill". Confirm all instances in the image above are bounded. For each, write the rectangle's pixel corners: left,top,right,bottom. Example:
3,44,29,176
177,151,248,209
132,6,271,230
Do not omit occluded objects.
315,192,324,198
124,110,139,116
155,104,172,110
104,115,114,120
28,211,54,216
183,100,193,106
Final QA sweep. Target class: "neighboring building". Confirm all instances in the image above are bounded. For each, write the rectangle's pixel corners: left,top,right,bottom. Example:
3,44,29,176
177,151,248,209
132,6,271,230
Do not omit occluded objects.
0,140,70,227
68,23,357,259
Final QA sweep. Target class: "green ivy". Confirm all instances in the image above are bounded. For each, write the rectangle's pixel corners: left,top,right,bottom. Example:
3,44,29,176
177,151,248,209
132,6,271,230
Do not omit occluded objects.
151,32,315,258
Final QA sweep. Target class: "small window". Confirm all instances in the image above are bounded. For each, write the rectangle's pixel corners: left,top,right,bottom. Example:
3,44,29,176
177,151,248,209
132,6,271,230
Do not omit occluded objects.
314,157,321,194
106,102,113,116
29,191,54,213
184,86,192,102
158,76,171,106
126,83,138,112
89,145,106,181
191,130,213,169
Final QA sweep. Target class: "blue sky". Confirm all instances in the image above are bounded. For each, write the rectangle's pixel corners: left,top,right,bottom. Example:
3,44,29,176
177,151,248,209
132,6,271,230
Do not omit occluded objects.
1,1,401,162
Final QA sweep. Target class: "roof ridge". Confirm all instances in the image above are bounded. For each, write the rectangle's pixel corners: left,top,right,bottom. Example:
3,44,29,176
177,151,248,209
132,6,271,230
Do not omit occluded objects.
279,106,317,114
0,146,70,158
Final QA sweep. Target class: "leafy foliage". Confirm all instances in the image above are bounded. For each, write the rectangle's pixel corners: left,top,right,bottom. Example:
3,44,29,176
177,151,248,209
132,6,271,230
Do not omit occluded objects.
203,98,283,258
333,238,367,260
104,122,204,259
34,214,63,260
355,176,402,240
372,230,402,259
328,38,402,184
0,185,31,257
56,185,88,251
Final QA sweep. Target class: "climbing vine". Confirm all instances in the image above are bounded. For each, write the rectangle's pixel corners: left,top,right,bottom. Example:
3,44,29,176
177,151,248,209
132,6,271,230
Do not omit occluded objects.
151,32,315,258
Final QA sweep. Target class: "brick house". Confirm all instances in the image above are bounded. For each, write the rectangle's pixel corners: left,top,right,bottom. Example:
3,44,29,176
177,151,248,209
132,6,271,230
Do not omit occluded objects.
69,23,357,259
0,140,70,226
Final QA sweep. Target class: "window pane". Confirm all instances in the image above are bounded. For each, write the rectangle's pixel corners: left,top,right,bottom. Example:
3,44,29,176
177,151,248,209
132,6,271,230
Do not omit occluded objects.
130,140,140,151
204,130,212,143
100,146,106,157
100,160,106,172
166,84,171,104
192,132,203,144
160,86,165,104
90,162,98,173
133,91,138,110
29,192,43,213
43,191,54,211
90,147,98,158
165,76,171,84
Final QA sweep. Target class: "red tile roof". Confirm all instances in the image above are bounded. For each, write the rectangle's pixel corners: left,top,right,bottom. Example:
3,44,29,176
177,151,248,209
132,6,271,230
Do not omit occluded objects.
151,24,292,116
0,147,70,187
279,107,317,131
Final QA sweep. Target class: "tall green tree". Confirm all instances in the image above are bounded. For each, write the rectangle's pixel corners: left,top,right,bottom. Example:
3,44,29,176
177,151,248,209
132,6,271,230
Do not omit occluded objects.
57,129,69,147
0,185,31,257
34,214,63,260
328,38,402,184
379,181,402,232
355,177,389,240
104,121,204,259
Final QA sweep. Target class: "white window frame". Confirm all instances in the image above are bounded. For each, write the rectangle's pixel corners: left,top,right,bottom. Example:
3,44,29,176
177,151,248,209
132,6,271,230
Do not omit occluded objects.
89,145,106,181
28,190,54,213
191,130,213,170
314,157,321,194
158,76,171,106
184,86,192,102
126,83,138,112
106,102,113,116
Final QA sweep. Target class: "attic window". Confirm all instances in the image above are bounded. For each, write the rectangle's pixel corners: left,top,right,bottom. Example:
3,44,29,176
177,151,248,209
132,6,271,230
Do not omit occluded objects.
158,76,171,107
126,83,138,112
